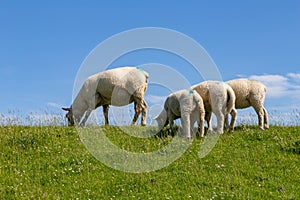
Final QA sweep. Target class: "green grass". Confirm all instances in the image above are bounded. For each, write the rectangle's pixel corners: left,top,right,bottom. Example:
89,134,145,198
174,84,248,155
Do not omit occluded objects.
0,126,299,199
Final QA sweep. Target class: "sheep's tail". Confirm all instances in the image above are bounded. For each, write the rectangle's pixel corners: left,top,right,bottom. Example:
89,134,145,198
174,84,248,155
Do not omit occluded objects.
226,85,236,114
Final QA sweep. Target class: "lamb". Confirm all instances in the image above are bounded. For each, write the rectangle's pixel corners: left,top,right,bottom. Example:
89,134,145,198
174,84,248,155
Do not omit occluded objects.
62,67,148,126
226,78,269,130
191,80,237,133
154,89,205,138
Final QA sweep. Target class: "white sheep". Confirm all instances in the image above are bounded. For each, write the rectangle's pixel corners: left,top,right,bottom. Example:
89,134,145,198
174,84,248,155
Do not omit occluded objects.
154,89,205,138
226,78,269,130
62,67,148,126
191,81,237,133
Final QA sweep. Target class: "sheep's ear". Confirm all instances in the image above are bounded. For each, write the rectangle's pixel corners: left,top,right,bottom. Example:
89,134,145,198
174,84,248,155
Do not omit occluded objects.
62,107,71,111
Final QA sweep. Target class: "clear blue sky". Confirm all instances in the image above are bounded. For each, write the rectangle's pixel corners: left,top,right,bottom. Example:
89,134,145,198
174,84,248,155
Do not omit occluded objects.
1,1,299,124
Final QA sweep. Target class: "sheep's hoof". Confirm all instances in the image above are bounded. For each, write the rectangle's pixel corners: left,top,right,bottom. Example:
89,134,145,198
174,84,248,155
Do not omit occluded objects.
264,125,269,129
207,129,214,134
141,123,146,126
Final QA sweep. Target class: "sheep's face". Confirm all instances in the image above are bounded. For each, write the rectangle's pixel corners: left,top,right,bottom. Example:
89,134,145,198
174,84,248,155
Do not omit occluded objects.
62,107,75,126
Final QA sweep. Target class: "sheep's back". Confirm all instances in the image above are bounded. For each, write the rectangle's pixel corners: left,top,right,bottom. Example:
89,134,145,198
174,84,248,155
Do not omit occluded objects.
227,79,266,109
88,67,148,98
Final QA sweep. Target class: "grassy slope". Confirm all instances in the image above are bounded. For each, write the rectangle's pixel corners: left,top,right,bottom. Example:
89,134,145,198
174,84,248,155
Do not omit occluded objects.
0,126,299,199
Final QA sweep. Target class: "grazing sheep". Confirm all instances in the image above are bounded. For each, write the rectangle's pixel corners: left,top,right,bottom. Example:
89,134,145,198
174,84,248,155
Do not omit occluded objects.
62,67,148,126
154,89,205,138
191,81,237,133
226,78,269,130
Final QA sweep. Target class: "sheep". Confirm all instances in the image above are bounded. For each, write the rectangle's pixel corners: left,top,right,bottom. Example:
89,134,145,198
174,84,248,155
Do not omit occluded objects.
62,67,148,126
226,78,269,130
154,89,205,138
191,81,237,133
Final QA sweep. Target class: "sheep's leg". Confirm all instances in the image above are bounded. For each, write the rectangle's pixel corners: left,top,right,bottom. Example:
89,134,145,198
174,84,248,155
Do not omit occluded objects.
205,111,213,133
140,99,148,126
181,112,191,139
195,105,205,137
132,102,142,125
229,108,237,132
215,110,225,134
169,118,174,132
224,114,229,131
80,109,92,126
263,107,269,129
103,105,109,125
198,112,205,138
79,93,100,126
254,106,264,130
167,111,175,134
190,117,197,138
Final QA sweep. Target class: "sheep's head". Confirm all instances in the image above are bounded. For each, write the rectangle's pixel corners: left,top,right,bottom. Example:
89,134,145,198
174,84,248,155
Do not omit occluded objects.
62,107,75,126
